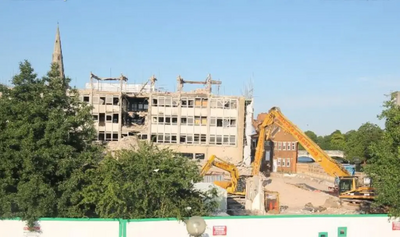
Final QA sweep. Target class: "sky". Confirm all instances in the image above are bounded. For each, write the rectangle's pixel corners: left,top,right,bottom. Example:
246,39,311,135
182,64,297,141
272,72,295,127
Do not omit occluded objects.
1,0,400,135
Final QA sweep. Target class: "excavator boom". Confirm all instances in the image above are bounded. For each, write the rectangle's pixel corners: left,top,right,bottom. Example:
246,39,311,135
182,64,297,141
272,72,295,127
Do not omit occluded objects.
200,155,246,195
252,107,350,177
252,107,374,202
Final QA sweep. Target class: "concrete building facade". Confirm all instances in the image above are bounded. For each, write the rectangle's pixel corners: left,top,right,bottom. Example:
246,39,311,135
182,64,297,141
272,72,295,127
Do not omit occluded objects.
78,73,253,164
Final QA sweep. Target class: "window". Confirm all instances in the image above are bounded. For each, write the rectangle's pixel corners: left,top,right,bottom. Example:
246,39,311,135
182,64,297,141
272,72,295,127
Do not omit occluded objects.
180,153,193,159
282,142,286,150
216,135,222,145
286,158,291,167
181,117,187,125
229,135,236,145
210,135,216,144
106,96,113,105
172,116,178,125
223,135,229,145
112,133,118,141
287,142,290,150
210,118,216,126
165,117,171,125
291,142,296,150
83,96,89,102
106,115,112,123
171,135,177,143
195,116,207,126
106,133,112,141
278,142,282,150
187,117,194,126
164,133,171,143
93,115,98,121
187,135,193,144
113,97,119,105
277,158,282,167
195,153,205,160
113,114,118,123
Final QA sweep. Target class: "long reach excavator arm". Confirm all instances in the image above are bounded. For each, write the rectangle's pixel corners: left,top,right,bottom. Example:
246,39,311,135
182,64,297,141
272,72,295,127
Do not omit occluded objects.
252,107,374,202
252,107,349,177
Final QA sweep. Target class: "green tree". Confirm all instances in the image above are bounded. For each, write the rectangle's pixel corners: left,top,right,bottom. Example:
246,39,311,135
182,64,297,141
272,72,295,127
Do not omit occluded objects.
0,61,101,226
344,123,383,163
365,94,400,217
329,130,346,150
80,142,219,219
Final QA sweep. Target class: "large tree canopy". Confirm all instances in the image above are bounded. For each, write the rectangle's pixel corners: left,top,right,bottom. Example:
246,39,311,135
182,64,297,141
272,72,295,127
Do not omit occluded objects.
0,61,102,225
344,122,383,163
365,94,400,217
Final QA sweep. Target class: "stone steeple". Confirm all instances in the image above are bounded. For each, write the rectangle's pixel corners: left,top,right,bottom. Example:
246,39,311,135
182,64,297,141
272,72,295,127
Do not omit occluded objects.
52,23,65,79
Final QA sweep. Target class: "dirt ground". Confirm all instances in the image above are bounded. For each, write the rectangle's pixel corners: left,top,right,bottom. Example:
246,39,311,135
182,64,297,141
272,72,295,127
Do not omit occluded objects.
265,173,359,215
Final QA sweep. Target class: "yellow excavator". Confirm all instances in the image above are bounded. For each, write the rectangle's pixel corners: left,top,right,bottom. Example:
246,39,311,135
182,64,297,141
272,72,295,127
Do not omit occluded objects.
252,107,375,203
200,155,246,196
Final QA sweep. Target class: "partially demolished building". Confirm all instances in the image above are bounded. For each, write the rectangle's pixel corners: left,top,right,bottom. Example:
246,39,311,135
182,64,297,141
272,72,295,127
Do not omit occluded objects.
78,73,254,164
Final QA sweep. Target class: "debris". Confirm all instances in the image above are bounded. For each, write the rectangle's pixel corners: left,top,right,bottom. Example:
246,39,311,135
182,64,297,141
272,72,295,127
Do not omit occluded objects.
303,202,327,213
107,136,139,151
323,197,340,209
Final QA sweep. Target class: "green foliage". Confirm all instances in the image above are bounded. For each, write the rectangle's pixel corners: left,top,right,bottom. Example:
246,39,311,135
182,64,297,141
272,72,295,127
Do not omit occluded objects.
0,61,102,226
344,123,383,163
329,130,346,150
365,94,400,217
80,142,219,219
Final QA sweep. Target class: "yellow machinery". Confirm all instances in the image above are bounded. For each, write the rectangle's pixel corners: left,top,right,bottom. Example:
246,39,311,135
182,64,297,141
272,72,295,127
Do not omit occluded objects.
200,155,246,196
252,107,375,203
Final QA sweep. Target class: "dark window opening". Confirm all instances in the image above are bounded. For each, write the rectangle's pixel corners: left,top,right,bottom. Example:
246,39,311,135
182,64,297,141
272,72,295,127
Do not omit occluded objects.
106,115,112,122
180,136,186,143
180,153,193,159
105,133,112,141
112,133,118,141
151,135,157,142
113,114,119,123
83,96,89,102
181,117,187,124
113,97,119,105
217,119,223,127
99,113,105,126
127,98,149,112
98,132,105,141
195,153,205,160
100,97,106,105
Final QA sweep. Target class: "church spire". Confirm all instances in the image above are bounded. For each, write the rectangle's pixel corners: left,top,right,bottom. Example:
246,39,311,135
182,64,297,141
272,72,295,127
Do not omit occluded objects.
52,23,65,79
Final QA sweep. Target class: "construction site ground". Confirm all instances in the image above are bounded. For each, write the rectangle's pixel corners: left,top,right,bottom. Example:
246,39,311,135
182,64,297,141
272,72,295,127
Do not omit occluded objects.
263,173,360,215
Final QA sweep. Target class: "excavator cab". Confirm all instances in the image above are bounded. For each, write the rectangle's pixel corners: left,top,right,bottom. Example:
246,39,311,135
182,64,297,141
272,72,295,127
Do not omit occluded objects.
337,176,358,194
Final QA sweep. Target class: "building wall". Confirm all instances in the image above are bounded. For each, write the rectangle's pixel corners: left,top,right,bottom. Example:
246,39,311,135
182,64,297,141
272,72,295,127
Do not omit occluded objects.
2,215,398,237
150,94,246,164
272,128,298,173
126,215,399,237
78,88,247,164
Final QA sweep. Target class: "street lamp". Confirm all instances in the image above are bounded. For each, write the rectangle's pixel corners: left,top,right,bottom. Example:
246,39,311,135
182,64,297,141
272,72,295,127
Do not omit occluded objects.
186,216,206,237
